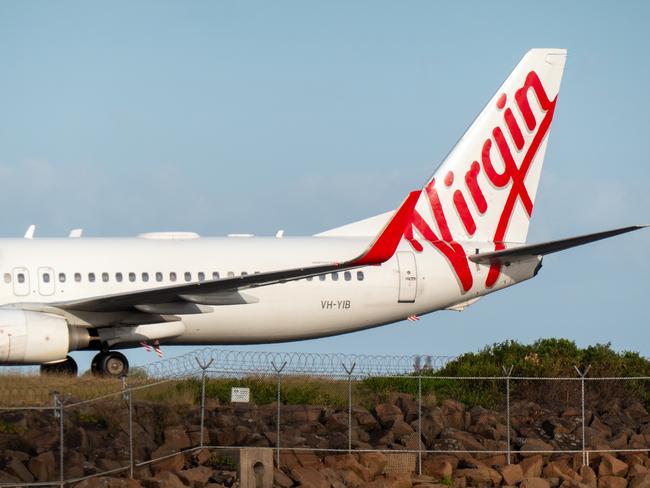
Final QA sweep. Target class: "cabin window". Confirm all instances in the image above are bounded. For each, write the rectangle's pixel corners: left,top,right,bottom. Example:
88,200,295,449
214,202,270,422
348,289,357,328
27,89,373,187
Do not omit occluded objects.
17,273,25,284
184,272,192,282
241,271,248,277
156,272,163,282
198,272,205,282
4,273,11,284
116,272,123,282
58,273,65,283
142,272,149,282
42,273,51,283
306,276,313,281
331,272,339,281
129,272,136,282
319,274,326,281
357,271,364,281
88,273,95,283
344,271,351,281
212,272,220,280
170,272,177,282
74,273,81,282
102,272,109,283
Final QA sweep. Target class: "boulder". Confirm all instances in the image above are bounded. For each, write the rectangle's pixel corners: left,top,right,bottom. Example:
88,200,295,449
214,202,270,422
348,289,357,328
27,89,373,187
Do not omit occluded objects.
498,463,524,486
5,458,34,483
324,454,372,481
630,474,650,488
28,451,56,482
543,460,580,483
441,428,484,451
177,466,213,488
290,466,329,488
393,393,419,422
375,404,404,428
150,472,187,488
358,452,389,478
273,468,293,488
599,454,629,477
454,466,502,486
149,445,185,474
421,457,454,480
520,438,554,456
520,477,551,488
598,476,628,488
163,426,191,450
579,465,598,488
520,456,544,478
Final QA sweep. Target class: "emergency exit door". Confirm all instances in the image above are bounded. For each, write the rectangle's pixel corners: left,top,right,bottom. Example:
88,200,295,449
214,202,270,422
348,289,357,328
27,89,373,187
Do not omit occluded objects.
396,251,417,303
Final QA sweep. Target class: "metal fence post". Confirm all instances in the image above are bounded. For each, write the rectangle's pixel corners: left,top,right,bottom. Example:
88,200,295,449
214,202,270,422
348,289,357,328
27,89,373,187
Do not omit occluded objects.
271,360,287,467
195,357,215,449
53,392,64,487
342,362,356,454
502,365,514,465
417,374,422,475
575,365,591,466
121,375,134,479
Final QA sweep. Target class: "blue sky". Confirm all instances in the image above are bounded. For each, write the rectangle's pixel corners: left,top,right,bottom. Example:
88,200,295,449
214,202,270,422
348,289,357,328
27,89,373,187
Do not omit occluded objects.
0,1,648,371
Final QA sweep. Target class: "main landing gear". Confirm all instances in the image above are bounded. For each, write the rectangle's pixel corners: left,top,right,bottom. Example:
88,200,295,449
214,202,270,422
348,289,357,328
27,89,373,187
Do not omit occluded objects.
91,351,129,378
40,355,78,376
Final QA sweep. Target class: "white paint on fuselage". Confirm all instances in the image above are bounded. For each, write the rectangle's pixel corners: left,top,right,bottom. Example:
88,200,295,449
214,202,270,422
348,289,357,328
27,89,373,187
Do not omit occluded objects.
0,236,541,345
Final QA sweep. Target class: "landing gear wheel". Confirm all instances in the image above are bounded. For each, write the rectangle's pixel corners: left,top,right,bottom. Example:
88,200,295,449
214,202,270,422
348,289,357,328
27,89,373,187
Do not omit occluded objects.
91,351,129,378
40,356,78,376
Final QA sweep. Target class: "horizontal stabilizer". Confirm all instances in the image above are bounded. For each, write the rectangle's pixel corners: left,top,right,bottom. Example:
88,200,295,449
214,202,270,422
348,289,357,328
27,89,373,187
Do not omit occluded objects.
470,225,648,265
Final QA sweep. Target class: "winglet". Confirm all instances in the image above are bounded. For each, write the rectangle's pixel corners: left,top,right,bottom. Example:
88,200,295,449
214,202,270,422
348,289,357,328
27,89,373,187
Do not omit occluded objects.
350,190,421,266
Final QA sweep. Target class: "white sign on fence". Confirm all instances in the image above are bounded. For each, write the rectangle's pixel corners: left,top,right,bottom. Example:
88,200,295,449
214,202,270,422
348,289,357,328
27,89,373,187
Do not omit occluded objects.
231,387,250,403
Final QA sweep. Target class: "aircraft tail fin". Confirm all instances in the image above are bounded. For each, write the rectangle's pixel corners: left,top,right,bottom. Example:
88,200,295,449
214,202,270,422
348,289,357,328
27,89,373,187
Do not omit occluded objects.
319,49,567,244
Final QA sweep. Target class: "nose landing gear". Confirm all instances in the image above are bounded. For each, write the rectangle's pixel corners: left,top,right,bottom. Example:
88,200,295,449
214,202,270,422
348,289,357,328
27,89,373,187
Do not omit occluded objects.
91,351,129,378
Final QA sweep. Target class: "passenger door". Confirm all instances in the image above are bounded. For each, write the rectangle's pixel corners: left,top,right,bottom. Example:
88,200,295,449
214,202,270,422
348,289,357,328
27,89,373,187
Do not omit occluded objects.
396,252,417,303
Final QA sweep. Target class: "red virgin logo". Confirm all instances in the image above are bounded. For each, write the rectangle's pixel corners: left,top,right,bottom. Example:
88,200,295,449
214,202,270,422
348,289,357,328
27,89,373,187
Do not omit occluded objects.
404,71,558,292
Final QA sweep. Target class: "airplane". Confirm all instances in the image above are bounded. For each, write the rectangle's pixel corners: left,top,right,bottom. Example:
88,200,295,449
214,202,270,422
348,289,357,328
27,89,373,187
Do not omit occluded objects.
0,48,645,377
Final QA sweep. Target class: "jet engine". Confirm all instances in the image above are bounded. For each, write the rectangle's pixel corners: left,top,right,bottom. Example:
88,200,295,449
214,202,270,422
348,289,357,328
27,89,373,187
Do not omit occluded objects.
0,310,90,364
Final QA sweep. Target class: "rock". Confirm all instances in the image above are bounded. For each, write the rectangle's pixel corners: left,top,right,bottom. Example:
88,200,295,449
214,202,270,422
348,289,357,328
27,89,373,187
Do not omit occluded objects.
598,476,628,488
273,468,293,488
150,445,185,473
324,454,371,481
418,409,446,446
441,428,484,451
520,477,551,488
390,419,415,440
543,460,580,483
599,454,629,477
163,426,191,450
454,466,502,486
422,458,453,480
441,400,466,430
630,465,650,477
498,464,524,486
290,466,329,488
76,478,143,488
393,393,419,422
579,465,598,488
630,474,650,488
375,404,404,428
520,438,554,456
355,407,380,431
152,472,187,488
5,458,34,483
177,466,213,488
520,456,545,478
358,452,389,478
28,451,56,482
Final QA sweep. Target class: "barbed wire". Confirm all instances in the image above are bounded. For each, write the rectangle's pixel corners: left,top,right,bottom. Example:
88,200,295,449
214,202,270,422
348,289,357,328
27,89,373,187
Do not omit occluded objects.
135,347,455,377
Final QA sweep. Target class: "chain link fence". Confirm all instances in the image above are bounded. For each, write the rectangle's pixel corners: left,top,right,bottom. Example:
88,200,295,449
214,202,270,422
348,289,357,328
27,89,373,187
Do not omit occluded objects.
0,349,649,486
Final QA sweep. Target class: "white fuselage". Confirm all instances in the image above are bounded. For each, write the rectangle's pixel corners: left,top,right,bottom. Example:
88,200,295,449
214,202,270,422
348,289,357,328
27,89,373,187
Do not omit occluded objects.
0,235,541,346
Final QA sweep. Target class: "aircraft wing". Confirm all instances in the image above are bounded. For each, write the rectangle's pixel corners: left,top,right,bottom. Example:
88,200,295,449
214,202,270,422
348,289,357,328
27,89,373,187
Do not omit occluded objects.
50,191,421,314
469,225,647,265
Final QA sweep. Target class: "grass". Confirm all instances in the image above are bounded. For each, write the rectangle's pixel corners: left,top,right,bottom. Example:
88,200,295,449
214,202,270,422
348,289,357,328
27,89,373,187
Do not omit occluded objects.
0,339,648,412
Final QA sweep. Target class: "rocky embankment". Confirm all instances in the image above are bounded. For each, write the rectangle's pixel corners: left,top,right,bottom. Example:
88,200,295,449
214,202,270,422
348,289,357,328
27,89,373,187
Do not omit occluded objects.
1,393,650,487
